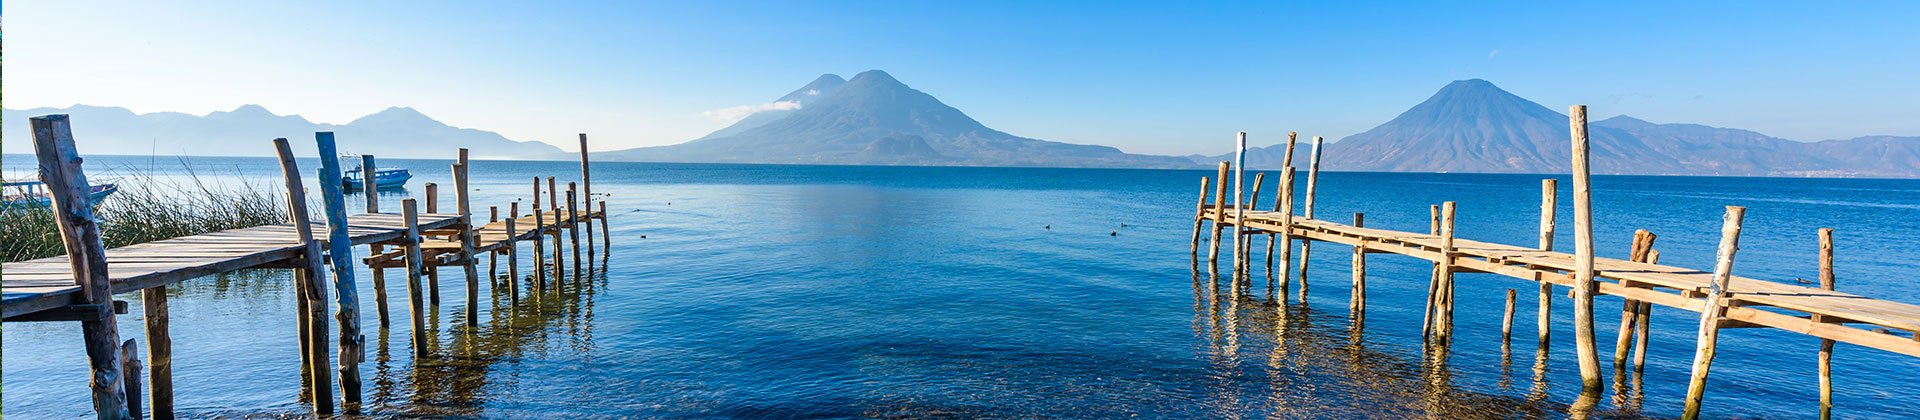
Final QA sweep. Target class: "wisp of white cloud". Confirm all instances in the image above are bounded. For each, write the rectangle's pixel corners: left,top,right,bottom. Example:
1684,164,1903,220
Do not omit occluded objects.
805,89,820,96
702,100,803,123
1488,49,1501,58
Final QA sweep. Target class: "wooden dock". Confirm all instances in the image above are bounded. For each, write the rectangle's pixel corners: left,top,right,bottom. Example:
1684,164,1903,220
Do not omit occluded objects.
1193,106,1918,418
2,115,611,419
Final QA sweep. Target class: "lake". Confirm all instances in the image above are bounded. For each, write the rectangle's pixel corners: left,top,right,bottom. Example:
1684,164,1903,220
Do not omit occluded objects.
5,154,1919,417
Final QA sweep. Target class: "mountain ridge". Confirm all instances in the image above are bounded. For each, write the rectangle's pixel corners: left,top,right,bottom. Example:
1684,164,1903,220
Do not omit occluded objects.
1,104,564,159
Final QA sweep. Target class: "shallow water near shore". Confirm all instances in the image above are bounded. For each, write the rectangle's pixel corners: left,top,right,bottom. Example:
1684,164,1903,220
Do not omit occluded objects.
5,154,1920,417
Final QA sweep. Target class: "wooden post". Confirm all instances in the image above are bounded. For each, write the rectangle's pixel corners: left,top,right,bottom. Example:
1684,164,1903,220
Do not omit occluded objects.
1232,132,1247,287
30,114,132,419
1273,169,1296,299
1207,162,1230,265
532,178,548,294
599,201,611,254
1296,136,1324,299
424,182,440,305
1816,228,1836,418
580,133,595,261
548,176,564,278
141,287,172,420
1538,179,1557,348
313,134,367,408
120,339,143,420
1350,212,1366,315
272,137,334,415
508,202,521,304
1615,230,1657,371
453,154,480,327
1681,206,1747,420
489,205,500,282
1432,202,1459,345
1190,177,1212,258
366,156,387,327
1243,171,1265,282
400,199,429,357
361,155,379,213
569,182,582,275
1569,105,1603,395
1422,204,1441,341
1503,289,1517,347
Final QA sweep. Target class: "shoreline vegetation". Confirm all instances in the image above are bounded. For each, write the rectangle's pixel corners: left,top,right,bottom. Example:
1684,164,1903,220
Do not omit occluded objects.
1,163,287,263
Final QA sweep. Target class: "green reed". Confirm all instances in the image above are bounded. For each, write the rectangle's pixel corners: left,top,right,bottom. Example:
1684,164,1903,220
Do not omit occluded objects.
1,166,289,263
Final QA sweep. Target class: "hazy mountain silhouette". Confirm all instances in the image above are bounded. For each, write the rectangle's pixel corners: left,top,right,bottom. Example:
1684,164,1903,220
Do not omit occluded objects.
2,105,563,159
599,70,1194,168
1206,79,1920,177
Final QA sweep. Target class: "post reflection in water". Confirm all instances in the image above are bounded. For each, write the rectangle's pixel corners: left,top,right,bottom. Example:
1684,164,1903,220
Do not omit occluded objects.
1187,263,1591,418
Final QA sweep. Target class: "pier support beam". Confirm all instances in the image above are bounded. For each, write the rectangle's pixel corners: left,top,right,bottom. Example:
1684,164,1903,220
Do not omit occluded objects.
1350,213,1366,316
1190,177,1212,259
532,178,547,294
401,199,429,358
1207,162,1229,267
508,202,521,304
141,287,172,420
33,114,133,419
599,201,611,256
580,133,595,262
548,177,564,280
1422,204,1441,341
314,134,366,410
569,182,583,276
454,151,480,326
1296,136,1324,301
363,156,390,327
274,138,334,415
1570,105,1603,396
1538,179,1557,348
1614,230,1658,374
1681,206,1747,420
424,182,440,305
1266,132,1299,296
1273,169,1297,300
1431,202,1459,346
1816,228,1837,419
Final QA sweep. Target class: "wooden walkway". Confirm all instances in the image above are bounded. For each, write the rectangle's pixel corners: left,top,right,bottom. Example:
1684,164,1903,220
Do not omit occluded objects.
4,115,612,419
2,213,462,319
1194,108,1917,418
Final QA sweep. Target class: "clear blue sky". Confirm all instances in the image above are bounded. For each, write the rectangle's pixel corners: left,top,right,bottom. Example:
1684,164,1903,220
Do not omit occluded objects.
6,1,1917,155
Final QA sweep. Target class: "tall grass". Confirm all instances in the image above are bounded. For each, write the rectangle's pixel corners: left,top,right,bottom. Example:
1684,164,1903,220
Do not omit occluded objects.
1,166,288,263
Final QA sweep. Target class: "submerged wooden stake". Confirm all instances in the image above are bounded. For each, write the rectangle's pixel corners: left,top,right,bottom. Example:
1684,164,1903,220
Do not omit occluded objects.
1274,169,1297,298
508,202,521,304
1432,202,1459,345
401,199,430,358
364,155,391,327
568,182,583,276
424,182,440,305
1817,228,1836,419
1615,230,1657,372
31,115,132,419
314,133,366,409
454,154,480,326
532,178,547,293
1681,206,1747,420
579,133,595,261
1190,177,1211,258
548,176,564,279
1539,179,1557,348
142,286,173,420
599,201,611,254
121,339,142,420
1243,171,1266,284
1503,288,1518,347
1421,204,1441,342
1570,105,1602,395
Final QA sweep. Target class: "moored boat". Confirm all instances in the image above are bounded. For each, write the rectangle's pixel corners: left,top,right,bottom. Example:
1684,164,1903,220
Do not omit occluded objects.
1,179,119,210
342,158,412,190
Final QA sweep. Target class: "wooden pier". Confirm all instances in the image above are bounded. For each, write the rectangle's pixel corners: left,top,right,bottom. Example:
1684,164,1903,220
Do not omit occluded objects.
2,114,611,419
1192,106,1920,418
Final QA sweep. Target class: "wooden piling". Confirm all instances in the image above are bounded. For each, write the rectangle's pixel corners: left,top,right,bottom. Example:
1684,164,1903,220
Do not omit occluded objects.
30,115,132,418
1503,289,1518,347
489,205,500,282
532,178,548,293
1232,132,1248,287
273,138,334,415
1243,171,1265,282
508,202,521,304
1569,104,1603,395
1681,206,1747,420
1207,162,1230,265
1190,177,1212,258
1422,204,1441,341
1817,228,1836,418
400,199,429,357
599,201,611,254
1350,212,1366,314
424,182,440,305
1297,136,1324,298
548,176,564,278
364,155,389,327
1538,179,1557,348
313,134,367,408
454,154,480,326
141,287,172,420
1432,202,1459,345
120,339,142,420
569,182,583,275
1615,230,1657,372
580,133,595,261
1274,169,1297,298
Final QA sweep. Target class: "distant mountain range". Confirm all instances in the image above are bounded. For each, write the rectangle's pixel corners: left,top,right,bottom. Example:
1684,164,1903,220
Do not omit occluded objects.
1203,79,1920,177
596,70,1195,168
1,105,563,159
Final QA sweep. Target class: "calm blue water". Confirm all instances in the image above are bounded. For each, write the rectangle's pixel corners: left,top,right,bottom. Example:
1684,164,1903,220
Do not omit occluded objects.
4,154,1919,418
